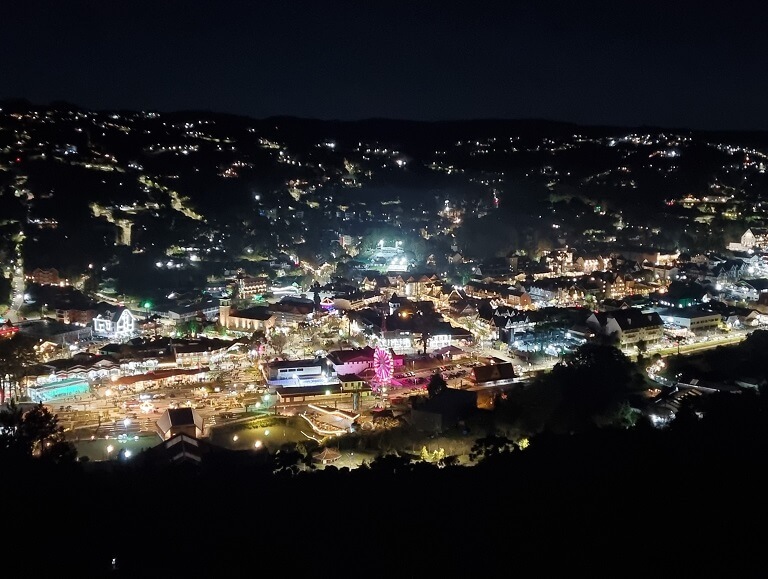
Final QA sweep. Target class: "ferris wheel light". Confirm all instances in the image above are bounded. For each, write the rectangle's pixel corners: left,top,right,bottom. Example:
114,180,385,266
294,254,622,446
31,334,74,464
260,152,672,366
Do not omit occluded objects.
373,346,394,384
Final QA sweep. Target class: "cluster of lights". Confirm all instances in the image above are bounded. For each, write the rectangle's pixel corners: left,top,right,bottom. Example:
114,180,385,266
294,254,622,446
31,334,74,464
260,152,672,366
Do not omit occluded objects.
646,359,665,378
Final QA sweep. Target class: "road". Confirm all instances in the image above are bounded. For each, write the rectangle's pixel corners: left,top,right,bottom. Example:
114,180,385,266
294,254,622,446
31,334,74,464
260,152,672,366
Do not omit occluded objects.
2,259,25,323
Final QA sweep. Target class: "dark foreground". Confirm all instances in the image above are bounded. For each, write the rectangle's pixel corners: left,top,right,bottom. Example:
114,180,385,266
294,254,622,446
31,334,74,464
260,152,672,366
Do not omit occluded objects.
12,420,768,578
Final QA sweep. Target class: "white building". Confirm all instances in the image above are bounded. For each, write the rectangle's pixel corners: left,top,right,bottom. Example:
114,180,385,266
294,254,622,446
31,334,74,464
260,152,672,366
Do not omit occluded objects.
92,306,135,339
659,308,721,334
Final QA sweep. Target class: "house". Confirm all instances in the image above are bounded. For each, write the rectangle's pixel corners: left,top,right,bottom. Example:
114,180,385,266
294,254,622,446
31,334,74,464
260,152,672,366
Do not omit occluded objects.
701,300,765,328
171,337,233,368
24,353,120,386
237,275,269,298
134,432,243,467
471,362,517,387
463,280,532,308
586,308,664,346
525,278,574,304
26,267,62,285
489,309,531,344
326,346,378,376
614,247,680,266
155,407,205,440
741,228,768,250
98,336,177,368
337,373,370,394
92,305,135,339
333,290,380,311
574,254,605,274
161,297,221,327
658,307,721,334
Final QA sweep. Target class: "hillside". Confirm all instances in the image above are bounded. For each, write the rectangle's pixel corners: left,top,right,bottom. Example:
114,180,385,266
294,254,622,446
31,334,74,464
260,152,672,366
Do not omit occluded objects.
1,100,767,293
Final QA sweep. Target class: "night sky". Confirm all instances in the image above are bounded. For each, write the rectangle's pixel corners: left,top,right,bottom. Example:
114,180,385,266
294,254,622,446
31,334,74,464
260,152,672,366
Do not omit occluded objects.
2,1,767,131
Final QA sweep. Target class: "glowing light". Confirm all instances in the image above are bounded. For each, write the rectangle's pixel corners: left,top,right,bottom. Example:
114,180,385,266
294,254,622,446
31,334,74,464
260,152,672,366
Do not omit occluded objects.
373,346,394,385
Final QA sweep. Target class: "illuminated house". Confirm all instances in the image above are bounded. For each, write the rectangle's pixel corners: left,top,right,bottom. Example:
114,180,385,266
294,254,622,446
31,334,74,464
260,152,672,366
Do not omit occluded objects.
26,267,62,285
326,346,377,376
586,308,664,346
25,353,120,385
741,228,768,250
237,275,269,299
171,337,231,368
92,305,135,339
574,254,605,274
386,273,441,299
658,307,721,334
463,280,532,308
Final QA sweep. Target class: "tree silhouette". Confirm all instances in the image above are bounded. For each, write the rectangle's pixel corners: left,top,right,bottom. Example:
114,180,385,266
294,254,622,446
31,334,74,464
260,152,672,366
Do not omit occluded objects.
469,433,518,462
269,332,289,357
426,373,447,398
636,338,647,362
0,334,38,404
513,342,640,433
0,401,77,464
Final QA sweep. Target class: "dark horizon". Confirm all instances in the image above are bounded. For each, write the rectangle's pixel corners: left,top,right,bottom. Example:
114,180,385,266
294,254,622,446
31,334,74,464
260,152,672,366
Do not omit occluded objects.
7,97,768,140
3,1,768,132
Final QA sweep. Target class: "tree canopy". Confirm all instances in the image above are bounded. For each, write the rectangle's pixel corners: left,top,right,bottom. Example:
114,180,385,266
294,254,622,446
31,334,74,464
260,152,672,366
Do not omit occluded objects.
0,401,77,464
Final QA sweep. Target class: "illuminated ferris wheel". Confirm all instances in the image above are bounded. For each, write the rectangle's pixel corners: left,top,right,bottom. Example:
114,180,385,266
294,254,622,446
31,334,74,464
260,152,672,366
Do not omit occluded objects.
372,346,394,385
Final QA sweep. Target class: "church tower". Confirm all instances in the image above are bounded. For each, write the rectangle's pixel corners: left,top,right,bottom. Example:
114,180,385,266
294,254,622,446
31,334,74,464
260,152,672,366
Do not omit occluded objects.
219,298,231,329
